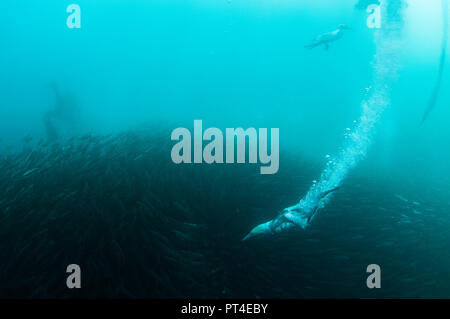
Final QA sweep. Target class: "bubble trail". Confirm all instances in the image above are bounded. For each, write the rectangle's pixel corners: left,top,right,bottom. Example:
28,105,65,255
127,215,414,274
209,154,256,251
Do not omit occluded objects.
297,0,405,220
242,0,405,240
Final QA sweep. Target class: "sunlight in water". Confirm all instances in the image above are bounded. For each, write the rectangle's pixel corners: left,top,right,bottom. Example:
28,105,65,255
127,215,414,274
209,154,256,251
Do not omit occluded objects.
404,0,448,57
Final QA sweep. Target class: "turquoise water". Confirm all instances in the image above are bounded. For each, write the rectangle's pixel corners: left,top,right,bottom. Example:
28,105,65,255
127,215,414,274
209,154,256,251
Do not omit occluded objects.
1,0,450,298
1,1,449,184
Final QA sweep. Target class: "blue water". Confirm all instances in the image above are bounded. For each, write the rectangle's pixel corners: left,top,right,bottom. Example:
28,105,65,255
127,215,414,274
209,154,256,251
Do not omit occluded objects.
1,0,450,298
1,1,449,183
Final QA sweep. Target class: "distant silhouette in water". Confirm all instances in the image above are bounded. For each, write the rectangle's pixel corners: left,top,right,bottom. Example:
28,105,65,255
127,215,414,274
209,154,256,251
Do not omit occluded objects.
43,113,59,142
43,83,80,142
305,24,351,51
422,0,449,124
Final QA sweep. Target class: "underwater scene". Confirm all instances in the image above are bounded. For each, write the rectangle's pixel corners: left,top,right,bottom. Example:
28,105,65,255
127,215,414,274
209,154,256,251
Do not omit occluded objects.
1,0,450,299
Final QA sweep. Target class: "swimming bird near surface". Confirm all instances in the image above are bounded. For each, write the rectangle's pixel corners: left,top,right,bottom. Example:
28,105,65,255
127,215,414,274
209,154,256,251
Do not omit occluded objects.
305,24,351,51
